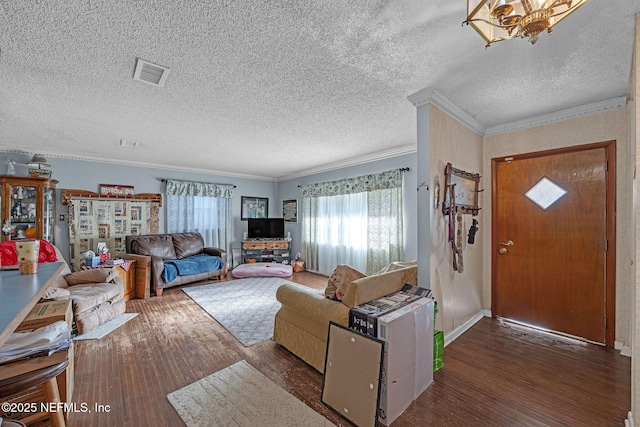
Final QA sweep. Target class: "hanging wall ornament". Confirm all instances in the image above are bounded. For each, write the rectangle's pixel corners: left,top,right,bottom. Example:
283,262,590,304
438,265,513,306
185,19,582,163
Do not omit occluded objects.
468,218,479,244
434,174,441,209
456,213,464,273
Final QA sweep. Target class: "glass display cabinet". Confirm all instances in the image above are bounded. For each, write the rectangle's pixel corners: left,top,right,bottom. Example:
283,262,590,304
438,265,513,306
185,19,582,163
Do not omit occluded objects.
0,175,58,243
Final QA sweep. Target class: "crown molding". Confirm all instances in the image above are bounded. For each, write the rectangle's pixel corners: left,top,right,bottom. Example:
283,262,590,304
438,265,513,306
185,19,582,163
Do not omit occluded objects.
484,96,628,136
277,144,417,182
0,149,279,182
407,88,486,136
1,146,419,183
408,89,628,138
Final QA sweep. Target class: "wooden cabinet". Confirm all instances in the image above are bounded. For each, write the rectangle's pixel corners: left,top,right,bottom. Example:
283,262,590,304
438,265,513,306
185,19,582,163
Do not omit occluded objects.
81,261,140,301
112,261,137,301
241,239,291,264
0,175,57,243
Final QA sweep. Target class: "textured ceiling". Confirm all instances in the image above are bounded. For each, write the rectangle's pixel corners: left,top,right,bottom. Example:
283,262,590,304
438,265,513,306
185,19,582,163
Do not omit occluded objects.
0,1,638,180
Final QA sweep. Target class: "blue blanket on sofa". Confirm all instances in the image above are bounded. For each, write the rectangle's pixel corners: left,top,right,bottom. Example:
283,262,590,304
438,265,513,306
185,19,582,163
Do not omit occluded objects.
162,254,224,284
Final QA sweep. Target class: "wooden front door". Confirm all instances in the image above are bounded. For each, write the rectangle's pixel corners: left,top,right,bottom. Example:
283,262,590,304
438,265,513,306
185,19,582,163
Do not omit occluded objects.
492,143,615,345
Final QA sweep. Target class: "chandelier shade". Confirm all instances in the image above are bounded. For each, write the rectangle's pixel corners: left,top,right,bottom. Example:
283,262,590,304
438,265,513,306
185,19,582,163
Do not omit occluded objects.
463,0,588,47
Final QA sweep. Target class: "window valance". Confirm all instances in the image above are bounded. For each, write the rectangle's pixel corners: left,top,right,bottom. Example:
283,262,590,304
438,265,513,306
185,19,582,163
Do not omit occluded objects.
165,179,235,198
299,169,404,198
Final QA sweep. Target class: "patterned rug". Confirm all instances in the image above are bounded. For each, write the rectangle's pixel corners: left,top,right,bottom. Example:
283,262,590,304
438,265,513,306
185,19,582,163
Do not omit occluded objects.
183,277,315,346
168,360,335,427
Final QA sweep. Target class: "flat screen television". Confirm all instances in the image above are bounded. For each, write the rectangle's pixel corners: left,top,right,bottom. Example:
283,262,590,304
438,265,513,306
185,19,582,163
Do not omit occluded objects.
247,218,285,239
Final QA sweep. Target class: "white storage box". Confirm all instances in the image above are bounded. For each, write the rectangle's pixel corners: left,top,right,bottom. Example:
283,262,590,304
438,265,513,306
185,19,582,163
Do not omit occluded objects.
376,297,435,425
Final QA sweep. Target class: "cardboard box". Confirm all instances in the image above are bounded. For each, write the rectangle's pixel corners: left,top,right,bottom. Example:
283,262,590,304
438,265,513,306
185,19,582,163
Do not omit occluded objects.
349,285,431,336
16,299,73,332
376,297,434,426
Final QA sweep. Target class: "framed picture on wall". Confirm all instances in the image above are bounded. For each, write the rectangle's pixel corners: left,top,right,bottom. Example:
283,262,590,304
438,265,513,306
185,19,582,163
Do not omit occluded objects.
241,196,268,220
442,163,481,215
283,199,298,222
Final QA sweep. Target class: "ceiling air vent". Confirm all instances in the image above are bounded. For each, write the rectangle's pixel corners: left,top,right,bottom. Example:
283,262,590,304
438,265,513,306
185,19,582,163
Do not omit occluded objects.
133,59,170,87
120,139,139,148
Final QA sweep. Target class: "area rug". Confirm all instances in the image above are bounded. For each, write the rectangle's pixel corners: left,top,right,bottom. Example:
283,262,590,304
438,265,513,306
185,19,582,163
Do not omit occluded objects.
167,360,335,427
73,313,138,340
182,277,313,346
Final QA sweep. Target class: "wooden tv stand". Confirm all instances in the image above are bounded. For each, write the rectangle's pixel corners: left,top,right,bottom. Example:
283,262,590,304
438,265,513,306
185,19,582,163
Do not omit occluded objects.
241,239,291,264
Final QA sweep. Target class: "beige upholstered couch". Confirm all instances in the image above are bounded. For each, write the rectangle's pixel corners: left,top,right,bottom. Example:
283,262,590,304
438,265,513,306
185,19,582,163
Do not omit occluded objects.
273,264,418,372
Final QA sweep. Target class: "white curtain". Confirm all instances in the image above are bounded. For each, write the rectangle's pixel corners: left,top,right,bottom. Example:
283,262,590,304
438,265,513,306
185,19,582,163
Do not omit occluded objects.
300,169,405,275
302,193,369,274
166,180,234,252
366,187,404,271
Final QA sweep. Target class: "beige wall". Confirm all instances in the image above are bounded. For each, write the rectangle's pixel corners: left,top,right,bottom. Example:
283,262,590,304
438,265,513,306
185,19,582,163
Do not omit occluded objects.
483,108,632,345
429,105,484,334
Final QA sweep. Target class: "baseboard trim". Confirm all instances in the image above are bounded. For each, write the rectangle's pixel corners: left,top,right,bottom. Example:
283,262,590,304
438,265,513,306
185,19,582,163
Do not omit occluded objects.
613,341,631,357
625,411,634,427
620,346,632,357
444,310,486,347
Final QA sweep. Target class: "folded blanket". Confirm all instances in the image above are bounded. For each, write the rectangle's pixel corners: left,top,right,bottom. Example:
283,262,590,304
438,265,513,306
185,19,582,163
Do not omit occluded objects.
0,240,58,266
162,254,224,284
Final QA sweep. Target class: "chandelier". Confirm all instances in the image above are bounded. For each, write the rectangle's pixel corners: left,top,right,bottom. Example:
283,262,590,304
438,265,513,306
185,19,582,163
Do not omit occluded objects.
463,0,588,47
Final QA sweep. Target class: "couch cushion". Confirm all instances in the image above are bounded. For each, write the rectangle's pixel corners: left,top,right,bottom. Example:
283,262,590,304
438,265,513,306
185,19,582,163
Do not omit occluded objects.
131,235,177,260
172,233,204,259
341,266,417,308
375,260,418,274
325,265,366,301
276,284,350,335
67,282,124,314
74,298,125,335
64,268,118,286
41,287,71,300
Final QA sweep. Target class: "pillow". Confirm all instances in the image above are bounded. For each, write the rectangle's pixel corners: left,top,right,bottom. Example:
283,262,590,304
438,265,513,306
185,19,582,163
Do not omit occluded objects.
131,236,177,260
41,287,71,300
325,265,366,301
172,233,204,259
374,260,418,275
64,268,118,286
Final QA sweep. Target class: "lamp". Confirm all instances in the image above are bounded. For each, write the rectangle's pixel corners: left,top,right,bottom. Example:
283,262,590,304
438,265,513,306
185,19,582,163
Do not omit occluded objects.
28,154,52,178
463,0,588,47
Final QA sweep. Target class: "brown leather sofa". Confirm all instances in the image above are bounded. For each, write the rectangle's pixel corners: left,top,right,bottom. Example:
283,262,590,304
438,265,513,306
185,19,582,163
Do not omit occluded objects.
125,232,227,296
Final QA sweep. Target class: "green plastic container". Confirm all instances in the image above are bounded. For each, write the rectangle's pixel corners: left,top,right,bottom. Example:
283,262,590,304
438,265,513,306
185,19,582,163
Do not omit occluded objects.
434,329,444,371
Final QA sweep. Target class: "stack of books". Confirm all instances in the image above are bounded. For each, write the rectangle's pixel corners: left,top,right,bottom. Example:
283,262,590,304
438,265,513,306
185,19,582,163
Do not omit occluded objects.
101,258,125,266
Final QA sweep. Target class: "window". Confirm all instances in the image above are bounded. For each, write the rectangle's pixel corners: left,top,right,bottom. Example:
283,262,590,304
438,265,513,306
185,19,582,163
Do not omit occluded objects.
300,169,405,275
166,180,234,251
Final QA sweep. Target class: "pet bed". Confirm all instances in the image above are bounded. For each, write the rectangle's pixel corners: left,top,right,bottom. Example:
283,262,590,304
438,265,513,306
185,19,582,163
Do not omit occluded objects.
231,262,293,278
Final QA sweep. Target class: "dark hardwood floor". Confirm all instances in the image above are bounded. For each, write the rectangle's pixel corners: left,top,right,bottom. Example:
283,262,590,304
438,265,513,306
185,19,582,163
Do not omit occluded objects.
67,272,630,426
